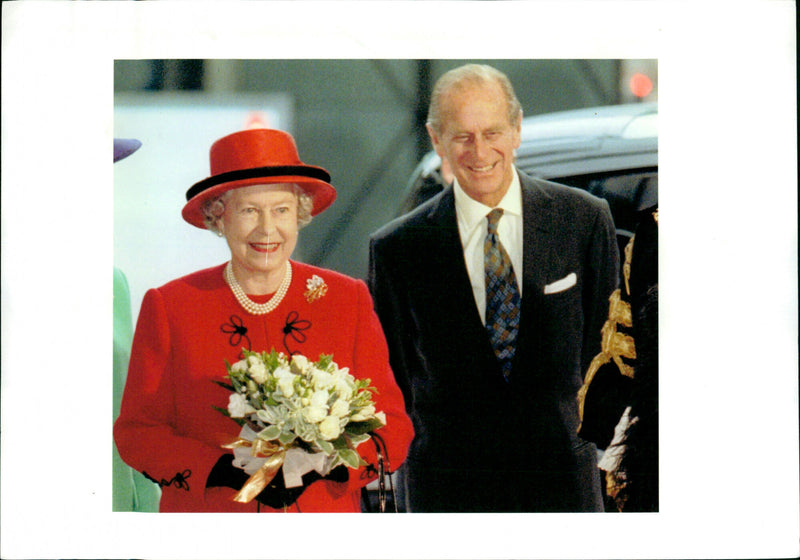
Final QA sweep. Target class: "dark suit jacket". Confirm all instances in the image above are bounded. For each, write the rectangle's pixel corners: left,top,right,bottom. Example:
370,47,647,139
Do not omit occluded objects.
368,170,619,512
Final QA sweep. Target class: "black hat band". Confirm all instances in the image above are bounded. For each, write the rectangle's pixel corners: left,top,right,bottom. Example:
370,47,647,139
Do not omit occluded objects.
186,165,332,202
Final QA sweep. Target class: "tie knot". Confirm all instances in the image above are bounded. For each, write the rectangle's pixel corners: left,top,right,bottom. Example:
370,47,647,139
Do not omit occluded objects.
487,208,504,235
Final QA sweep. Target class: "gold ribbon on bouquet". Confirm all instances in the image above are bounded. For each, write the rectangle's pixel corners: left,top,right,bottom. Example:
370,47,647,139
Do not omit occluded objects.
222,437,286,503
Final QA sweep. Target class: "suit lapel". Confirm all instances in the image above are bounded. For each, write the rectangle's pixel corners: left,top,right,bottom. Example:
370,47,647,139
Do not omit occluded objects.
423,187,490,344
520,173,555,300
513,173,557,377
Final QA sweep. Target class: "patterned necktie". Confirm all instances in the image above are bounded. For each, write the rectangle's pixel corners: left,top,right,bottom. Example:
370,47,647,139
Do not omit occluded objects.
484,208,521,381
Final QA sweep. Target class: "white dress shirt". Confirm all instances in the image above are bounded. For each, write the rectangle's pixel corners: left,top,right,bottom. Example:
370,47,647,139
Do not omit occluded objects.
454,169,524,325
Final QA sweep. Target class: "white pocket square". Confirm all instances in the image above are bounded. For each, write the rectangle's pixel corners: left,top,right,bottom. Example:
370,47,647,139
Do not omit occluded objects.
544,272,577,294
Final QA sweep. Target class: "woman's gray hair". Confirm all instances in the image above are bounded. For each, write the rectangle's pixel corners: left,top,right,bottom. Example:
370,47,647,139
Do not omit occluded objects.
202,184,314,235
427,64,523,134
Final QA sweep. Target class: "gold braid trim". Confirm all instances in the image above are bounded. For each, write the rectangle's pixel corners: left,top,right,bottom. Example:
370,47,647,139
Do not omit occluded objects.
623,234,634,296
605,469,628,511
585,215,656,506
577,235,637,428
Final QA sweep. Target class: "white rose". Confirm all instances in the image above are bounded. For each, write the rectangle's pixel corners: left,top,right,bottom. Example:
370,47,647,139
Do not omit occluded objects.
329,398,350,418
333,378,354,401
227,393,256,418
311,369,335,390
231,360,248,373
276,373,296,398
290,354,310,374
310,390,329,407
375,411,387,426
319,415,342,440
249,362,269,384
350,404,376,422
302,390,329,423
303,405,327,424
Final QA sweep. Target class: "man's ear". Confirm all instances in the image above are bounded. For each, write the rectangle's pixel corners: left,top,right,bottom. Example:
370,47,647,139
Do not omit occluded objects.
512,111,523,150
426,124,444,158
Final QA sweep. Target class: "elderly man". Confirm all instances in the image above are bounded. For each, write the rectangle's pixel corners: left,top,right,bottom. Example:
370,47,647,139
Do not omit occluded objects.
368,64,619,512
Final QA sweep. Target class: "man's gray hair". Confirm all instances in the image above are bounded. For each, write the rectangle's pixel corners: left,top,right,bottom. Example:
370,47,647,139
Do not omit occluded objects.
427,64,523,134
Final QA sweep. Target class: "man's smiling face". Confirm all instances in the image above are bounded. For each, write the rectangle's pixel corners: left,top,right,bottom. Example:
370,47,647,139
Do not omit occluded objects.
428,79,521,208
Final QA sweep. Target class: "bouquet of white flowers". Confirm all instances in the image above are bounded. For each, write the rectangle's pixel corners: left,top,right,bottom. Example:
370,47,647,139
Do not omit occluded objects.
214,349,386,503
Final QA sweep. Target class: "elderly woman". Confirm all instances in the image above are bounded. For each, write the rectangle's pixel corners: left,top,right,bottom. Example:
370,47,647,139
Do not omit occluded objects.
114,128,413,512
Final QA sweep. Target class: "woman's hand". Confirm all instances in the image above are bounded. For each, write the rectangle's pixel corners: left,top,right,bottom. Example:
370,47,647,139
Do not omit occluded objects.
206,454,349,509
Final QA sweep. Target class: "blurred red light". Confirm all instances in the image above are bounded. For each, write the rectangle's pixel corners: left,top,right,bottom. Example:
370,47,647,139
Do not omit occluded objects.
245,112,270,129
630,73,653,98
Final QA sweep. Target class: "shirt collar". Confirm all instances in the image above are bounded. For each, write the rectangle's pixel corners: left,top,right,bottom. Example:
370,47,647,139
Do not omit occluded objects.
454,167,522,232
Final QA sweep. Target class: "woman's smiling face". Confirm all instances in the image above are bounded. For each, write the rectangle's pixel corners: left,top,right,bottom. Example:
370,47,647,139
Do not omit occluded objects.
218,183,299,291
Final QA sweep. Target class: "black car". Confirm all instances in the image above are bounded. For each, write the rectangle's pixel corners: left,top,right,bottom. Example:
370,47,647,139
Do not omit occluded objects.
398,102,658,264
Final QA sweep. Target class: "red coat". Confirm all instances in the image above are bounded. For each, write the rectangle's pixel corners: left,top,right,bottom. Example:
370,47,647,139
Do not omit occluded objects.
114,261,413,512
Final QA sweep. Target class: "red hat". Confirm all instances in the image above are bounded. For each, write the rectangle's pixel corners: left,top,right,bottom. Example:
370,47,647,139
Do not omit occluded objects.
182,128,337,229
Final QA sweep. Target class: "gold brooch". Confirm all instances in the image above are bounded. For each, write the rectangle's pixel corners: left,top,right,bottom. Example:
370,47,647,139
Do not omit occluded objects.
304,275,328,303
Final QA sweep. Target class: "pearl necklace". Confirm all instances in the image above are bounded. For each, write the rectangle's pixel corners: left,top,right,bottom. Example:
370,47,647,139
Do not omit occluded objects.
224,261,292,315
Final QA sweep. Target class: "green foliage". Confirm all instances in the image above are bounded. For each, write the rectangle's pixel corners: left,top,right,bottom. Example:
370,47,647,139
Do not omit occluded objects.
258,424,282,441
213,379,236,392
339,449,362,469
316,354,334,371
316,439,334,455
346,418,385,435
